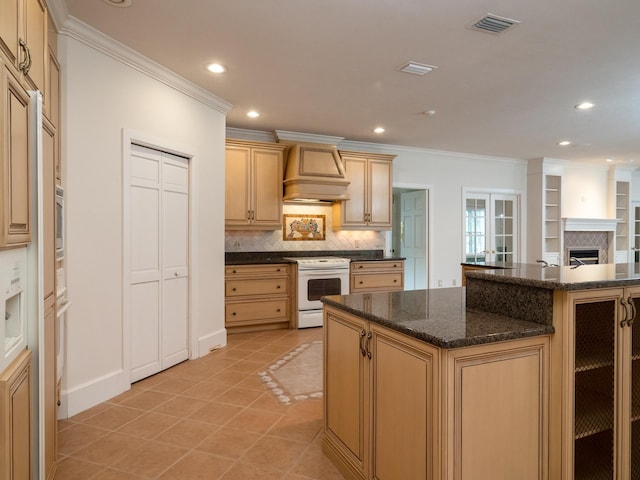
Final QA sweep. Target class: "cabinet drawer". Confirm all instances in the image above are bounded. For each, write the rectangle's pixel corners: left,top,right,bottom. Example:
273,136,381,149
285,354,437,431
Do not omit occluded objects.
351,260,404,273
226,277,288,297
225,264,289,276
225,299,288,324
351,273,403,292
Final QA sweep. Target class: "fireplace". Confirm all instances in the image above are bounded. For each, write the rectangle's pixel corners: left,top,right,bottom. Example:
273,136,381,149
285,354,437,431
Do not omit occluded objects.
568,248,600,265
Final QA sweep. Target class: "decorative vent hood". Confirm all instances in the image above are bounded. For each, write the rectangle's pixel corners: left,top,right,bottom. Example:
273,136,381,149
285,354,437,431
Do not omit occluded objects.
563,218,617,232
276,130,350,203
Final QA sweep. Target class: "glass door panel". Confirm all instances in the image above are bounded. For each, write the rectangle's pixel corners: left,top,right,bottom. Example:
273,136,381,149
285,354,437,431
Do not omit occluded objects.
573,300,616,480
493,196,516,263
465,197,487,263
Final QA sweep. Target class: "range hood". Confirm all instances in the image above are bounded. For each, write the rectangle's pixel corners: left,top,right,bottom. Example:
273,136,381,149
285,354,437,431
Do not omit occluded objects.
276,131,349,203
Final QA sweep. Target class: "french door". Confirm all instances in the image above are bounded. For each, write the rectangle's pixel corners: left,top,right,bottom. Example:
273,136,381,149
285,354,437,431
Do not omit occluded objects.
464,193,519,264
126,143,190,382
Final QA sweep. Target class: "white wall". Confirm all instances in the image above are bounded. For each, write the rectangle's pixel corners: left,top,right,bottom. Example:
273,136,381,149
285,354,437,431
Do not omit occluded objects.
59,35,228,416
561,163,610,218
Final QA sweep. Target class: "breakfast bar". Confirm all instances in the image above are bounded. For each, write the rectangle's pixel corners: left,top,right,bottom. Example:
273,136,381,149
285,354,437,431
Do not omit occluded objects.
321,263,640,480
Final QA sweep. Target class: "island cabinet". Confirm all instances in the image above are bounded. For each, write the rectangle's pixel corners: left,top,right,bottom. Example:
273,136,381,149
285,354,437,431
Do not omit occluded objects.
333,151,395,230
225,140,286,230
323,304,550,480
550,286,640,479
224,264,294,333
350,260,404,293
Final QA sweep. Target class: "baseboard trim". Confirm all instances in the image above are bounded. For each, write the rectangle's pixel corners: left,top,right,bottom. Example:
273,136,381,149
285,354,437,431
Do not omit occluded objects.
58,368,127,418
196,328,227,359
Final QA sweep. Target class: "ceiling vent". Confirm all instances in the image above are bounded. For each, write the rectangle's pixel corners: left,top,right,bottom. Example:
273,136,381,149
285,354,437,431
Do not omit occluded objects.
400,62,438,76
469,13,520,34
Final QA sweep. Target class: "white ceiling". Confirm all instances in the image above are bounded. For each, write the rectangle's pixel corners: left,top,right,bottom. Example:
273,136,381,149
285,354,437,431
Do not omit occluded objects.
59,0,640,165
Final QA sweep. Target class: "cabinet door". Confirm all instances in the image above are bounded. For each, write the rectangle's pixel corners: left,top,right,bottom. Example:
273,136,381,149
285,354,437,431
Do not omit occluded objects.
324,309,369,477
43,306,56,479
371,325,436,480
42,119,55,301
1,66,31,246
367,159,392,228
251,147,282,228
341,156,367,227
225,145,251,226
570,292,620,480
22,0,47,94
0,0,20,67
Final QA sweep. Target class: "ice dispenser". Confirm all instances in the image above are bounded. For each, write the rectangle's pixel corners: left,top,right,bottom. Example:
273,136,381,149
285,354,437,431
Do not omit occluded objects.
1,250,27,372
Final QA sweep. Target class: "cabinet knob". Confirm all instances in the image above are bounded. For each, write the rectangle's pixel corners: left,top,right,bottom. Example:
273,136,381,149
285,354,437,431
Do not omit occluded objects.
276,268,281,272
359,281,363,284
276,285,281,289
174,272,179,277
358,265,363,269
232,287,237,291
232,269,236,274
232,312,236,316
393,279,397,283
57,400,61,406
276,308,281,312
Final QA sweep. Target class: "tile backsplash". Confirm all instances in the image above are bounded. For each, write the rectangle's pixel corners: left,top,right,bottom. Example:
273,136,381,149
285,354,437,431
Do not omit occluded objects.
225,204,386,252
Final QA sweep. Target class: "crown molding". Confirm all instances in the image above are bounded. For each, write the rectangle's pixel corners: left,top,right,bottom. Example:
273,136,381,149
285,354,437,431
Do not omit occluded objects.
57,15,232,114
45,0,69,30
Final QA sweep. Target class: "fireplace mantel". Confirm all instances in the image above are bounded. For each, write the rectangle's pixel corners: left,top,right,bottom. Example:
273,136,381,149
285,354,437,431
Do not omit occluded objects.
562,218,617,232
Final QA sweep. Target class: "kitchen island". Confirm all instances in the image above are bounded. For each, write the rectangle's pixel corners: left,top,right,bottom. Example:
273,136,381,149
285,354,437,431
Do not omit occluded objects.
321,263,640,480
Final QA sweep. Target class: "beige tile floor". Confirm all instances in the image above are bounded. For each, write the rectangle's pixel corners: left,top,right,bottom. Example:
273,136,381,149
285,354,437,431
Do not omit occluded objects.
55,328,345,480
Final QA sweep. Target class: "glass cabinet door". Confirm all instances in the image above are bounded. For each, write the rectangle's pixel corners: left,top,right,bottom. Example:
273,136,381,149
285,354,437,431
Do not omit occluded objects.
573,299,617,480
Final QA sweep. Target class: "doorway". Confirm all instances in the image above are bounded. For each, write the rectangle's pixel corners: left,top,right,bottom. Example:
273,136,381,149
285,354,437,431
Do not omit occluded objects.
390,186,430,290
124,142,191,383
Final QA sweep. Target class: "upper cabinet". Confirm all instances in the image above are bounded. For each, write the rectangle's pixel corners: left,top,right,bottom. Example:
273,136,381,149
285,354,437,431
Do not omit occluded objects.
333,151,395,230
225,139,286,230
0,62,31,246
0,0,47,96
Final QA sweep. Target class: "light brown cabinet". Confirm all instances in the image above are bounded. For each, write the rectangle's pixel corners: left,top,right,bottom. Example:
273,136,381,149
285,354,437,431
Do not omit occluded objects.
333,151,395,230
225,264,293,332
324,304,550,480
225,140,286,230
0,349,32,480
550,287,640,479
0,0,47,97
350,260,404,293
323,307,438,480
1,62,31,247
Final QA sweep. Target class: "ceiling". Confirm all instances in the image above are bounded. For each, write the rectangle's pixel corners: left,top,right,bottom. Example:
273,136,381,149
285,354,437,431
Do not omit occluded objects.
59,0,640,165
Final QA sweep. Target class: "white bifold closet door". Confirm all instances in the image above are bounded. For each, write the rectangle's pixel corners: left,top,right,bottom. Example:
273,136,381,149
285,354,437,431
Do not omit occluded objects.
128,144,189,382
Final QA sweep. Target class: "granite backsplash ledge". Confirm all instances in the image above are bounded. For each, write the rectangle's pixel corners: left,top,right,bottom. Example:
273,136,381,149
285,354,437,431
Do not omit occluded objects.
225,249,386,264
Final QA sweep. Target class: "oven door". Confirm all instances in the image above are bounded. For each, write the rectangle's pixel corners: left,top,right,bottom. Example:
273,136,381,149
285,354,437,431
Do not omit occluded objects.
297,268,349,311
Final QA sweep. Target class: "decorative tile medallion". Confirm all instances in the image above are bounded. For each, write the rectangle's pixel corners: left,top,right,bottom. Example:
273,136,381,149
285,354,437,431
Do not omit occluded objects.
283,214,326,241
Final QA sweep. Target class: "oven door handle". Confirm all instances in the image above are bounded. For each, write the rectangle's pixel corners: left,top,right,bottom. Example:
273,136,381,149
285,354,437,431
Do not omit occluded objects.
299,269,349,276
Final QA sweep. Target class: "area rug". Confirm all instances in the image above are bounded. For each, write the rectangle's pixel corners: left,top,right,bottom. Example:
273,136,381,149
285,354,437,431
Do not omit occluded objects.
258,341,323,404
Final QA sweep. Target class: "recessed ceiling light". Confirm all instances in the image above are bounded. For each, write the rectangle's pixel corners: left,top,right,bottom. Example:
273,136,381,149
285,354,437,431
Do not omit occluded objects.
423,110,436,116
206,63,226,73
606,158,614,163
246,110,260,118
557,140,572,147
102,0,132,7
399,62,438,76
373,127,385,134
575,102,595,110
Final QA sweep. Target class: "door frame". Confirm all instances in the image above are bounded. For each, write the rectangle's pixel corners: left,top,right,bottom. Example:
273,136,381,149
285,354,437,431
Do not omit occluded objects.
122,129,195,387
387,182,433,291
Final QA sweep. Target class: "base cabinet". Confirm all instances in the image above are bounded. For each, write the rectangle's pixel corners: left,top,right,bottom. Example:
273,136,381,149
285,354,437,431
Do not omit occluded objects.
0,349,32,480
350,260,404,293
550,287,640,479
323,305,549,480
224,264,293,332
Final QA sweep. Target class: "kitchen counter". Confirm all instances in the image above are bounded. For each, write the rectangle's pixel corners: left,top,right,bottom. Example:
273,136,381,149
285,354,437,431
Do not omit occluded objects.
225,249,404,265
321,288,553,349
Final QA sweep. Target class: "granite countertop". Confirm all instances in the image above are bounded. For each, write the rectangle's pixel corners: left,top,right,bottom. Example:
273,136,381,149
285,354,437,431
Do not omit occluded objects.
460,260,517,269
225,250,404,265
465,262,640,290
321,288,553,349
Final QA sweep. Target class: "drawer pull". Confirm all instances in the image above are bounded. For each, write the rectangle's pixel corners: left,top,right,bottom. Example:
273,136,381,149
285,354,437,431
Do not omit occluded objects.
276,268,281,272
276,308,281,312
232,269,236,274
359,281,363,284
358,265,364,269
232,287,237,291
232,312,236,316
276,285,281,289
393,279,397,282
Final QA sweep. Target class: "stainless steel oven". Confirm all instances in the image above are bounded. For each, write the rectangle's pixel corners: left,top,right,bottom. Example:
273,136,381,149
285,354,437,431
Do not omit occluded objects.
287,257,350,328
